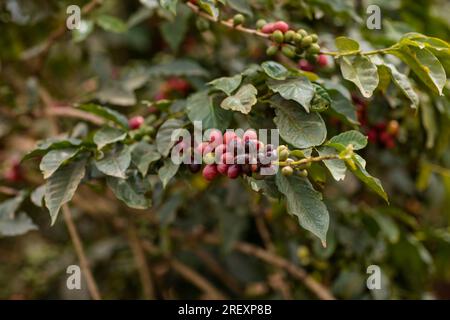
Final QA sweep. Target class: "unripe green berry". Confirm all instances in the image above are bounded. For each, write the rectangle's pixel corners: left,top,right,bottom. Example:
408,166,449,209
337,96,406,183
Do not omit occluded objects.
266,45,279,56
310,33,318,43
293,33,303,44
282,166,294,176
284,30,296,42
196,18,210,32
296,169,308,177
301,35,313,48
297,29,308,37
278,149,290,161
256,19,267,29
308,43,321,54
281,44,296,58
233,14,245,26
271,30,284,43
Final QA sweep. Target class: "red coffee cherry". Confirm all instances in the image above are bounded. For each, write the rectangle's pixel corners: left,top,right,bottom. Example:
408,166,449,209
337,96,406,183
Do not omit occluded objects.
298,60,314,72
220,152,235,165
243,129,257,141
196,142,213,155
273,21,289,33
223,131,237,145
227,165,241,179
207,129,223,145
217,163,229,175
317,54,328,67
166,77,190,92
188,163,202,173
202,164,219,181
261,22,276,34
129,116,145,129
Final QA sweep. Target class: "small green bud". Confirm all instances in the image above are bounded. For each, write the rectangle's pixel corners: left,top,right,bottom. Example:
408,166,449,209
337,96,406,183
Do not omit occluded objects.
284,30,296,42
233,14,245,26
282,166,294,176
301,35,313,48
271,30,284,43
310,33,318,43
266,45,279,56
293,33,303,44
281,44,296,58
256,19,267,29
196,18,210,32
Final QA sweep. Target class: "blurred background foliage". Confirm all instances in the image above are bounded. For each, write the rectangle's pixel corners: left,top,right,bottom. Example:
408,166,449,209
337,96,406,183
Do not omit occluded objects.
1,0,450,299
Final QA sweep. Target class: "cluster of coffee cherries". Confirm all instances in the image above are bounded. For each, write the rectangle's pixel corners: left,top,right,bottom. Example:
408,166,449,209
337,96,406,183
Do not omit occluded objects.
255,19,321,60
180,129,277,181
352,94,399,149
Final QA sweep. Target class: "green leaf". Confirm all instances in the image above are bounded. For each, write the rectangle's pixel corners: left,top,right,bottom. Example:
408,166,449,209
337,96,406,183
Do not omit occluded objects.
267,77,315,112
220,84,258,114
107,175,151,209
78,103,129,129
148,59,209,77
370,210,399,243
40,148,80,179
0,212,38,237
276,173,329,246
421,103,437,149
261,61,289,80
160,4,190,51
327,130,367,150
0,191,27,220
93,126,127,150
96,82,136,107
158,159,180,188
197,0,219,19
131,141,161,176
317,146,346,181
95,147,131,179
310,83,331,112
96,15,128,33
159,0,178,14
351,155,388,202
227,0,253,16
382,63,419,108
208,74,242,96
31,185,45,207
335,36,360,53
23,138,84,161
45,160,86,225
389,45,446,95
156,119,184,157
187,90,232,131
328,89,359,125
340,55,379,98
271,96,327,149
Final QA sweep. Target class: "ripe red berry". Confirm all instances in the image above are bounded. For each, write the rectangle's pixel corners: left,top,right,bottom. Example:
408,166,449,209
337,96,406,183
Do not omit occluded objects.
273,21,289,33
227,165,241,179
202,164,218,181
217,163,229,175
207,129,223,145
317,54,328,67
214,144,227,158
154,91,168,101
167,77,190,92
129,116,145,129
367,129,377,143
223,131,237,145
195,142,213,155
298,60,314,72
243,129,257,141
220,152,235,165
261,22,276,34
188,163,202,173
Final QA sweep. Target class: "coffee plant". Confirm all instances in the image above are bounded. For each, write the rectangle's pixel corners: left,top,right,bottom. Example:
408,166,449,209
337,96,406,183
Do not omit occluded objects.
1,0,450,300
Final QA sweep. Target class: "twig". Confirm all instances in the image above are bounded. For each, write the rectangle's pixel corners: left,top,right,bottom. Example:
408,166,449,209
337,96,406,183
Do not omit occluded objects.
46,107,105,126
173,230,335,300
62,204,102,300
127,224,156,300
0,186,19,196
169,259,228,300
276,154,340,167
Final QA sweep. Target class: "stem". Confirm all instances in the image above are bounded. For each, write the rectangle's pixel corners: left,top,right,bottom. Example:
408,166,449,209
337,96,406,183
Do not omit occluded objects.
321,45,398,57
62,204,102,300
275,154,340,167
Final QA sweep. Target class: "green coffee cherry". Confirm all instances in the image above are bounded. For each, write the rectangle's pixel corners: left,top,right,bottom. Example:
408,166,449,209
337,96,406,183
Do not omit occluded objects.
233,14,245,26
256,19,267,29
203,152,216,165
282,166,294,176
296,169,308,177
308,43,321,54
297,29,308,37
284,30,296,42
271,30,284,43
266,45,279,56
281,44,296,58
301,35,313,48
278,149,290,161
310,33,318,43
196,18,210,32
